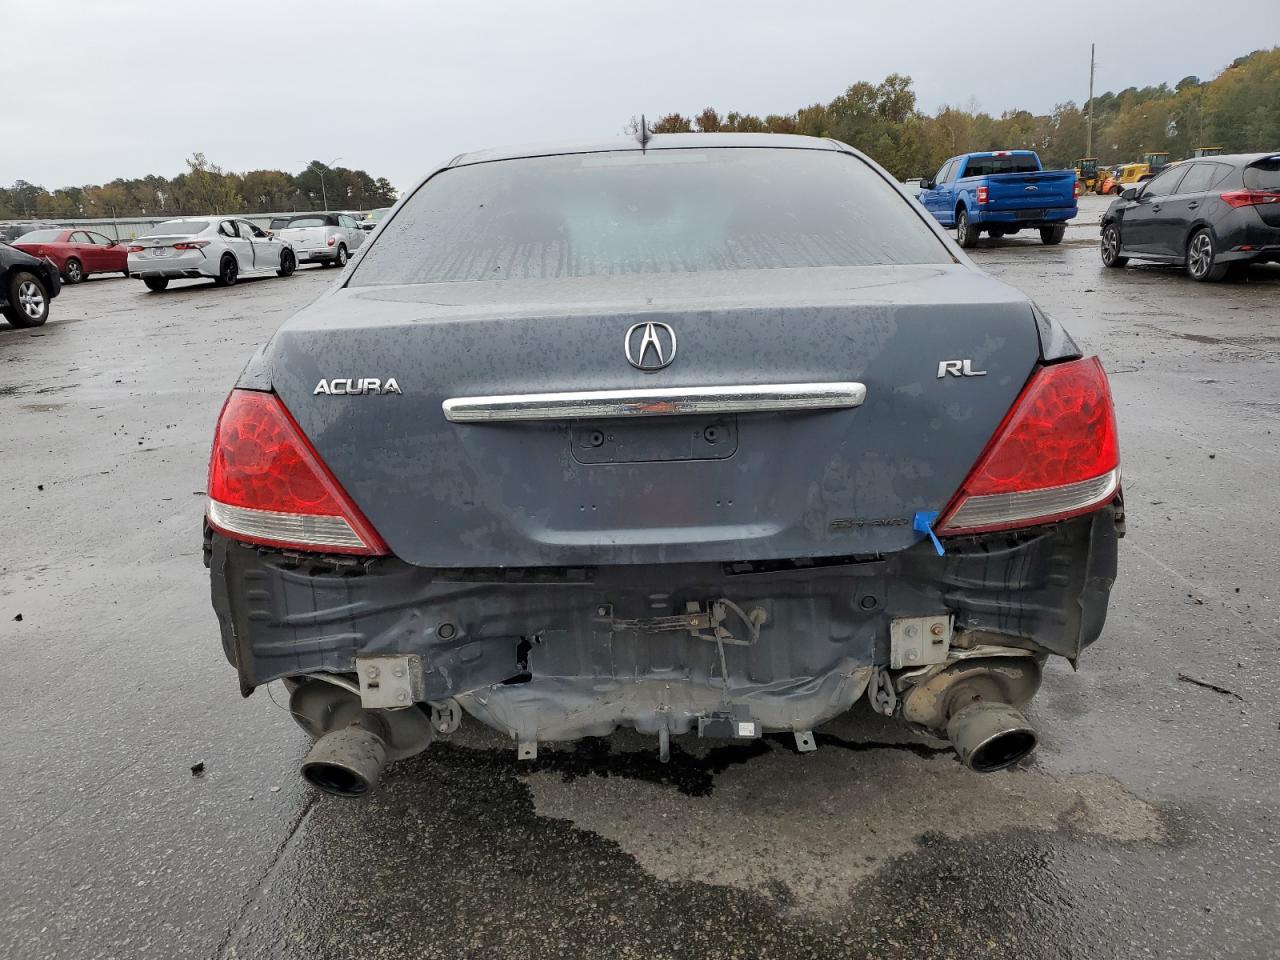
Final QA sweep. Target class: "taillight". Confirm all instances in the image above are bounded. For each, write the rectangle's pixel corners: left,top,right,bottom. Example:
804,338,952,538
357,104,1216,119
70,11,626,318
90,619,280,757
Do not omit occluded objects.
976,186,989,205
937,357,1120,535
206,389,388,555
1073,179,1082,199
127,245,144,253
327,236,336,246
1220,190,1280,208
173,240,210,250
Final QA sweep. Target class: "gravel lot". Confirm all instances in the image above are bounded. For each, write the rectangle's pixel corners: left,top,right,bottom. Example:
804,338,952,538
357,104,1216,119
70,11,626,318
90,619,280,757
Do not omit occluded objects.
2,244,1278,960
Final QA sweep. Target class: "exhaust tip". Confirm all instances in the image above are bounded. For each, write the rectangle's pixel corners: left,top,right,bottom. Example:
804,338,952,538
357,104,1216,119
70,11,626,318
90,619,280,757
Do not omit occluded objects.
947,701,1038,773
301,760,374,797
301,719,388,798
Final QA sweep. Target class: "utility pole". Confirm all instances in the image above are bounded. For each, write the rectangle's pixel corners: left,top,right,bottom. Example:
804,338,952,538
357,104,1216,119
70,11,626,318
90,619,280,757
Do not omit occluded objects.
297,157,342,212
1086,43,1096,158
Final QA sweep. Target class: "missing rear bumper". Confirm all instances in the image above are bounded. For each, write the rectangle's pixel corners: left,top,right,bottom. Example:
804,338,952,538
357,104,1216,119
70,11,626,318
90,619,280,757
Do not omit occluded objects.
208,507,1118,741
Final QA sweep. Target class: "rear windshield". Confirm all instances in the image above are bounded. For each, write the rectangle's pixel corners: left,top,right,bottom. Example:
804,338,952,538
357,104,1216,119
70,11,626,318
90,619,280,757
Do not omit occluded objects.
961,155,1041,177
14,229,64,243
144,220,208,237
1243,158,1280,191
349,148,949,286
280,215,335,228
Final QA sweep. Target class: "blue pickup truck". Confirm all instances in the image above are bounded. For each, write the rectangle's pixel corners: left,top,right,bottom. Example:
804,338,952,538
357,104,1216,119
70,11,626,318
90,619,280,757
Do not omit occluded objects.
917,150,1078,248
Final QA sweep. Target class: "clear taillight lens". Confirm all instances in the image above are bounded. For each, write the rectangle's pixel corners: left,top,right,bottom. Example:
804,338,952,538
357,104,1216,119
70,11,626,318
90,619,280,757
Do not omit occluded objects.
937,357,1120,535
206,390,388,555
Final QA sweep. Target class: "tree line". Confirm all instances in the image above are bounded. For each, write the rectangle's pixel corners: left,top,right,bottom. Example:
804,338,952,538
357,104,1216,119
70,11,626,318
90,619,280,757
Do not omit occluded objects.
641,47,1280,178
0,153,398,221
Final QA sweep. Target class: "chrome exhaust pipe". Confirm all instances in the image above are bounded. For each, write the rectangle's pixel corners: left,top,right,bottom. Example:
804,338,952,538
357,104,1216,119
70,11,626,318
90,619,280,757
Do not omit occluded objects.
301,714,389,798
946,701,1038,773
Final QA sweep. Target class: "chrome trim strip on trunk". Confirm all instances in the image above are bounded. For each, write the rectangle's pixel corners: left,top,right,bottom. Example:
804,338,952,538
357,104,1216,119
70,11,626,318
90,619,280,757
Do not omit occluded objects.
442,382,867,423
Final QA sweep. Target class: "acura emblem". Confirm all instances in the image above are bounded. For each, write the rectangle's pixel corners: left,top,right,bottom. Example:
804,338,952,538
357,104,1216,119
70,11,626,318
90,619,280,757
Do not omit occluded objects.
624,321,677,371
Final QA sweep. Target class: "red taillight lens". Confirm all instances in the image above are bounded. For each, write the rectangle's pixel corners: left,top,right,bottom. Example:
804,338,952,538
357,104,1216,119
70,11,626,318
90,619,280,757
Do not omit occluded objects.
127,245,144,253
937,357,1120,535
173,240,210,250
1220,190,1280,208
206,390,388,555
976,186,989,205
327,236,336,246
1073,179,1082,199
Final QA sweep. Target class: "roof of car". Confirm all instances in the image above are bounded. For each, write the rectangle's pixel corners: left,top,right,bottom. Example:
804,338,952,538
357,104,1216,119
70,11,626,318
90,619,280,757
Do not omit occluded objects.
1202,152,1280,165
447,132,844,167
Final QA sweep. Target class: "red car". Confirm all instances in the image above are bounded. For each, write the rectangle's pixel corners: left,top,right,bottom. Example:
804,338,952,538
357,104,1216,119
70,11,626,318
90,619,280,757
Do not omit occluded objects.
12,228,129,283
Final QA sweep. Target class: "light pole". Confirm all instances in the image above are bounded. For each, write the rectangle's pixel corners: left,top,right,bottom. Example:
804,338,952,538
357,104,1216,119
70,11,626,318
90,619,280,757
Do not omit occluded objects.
298,157,342,211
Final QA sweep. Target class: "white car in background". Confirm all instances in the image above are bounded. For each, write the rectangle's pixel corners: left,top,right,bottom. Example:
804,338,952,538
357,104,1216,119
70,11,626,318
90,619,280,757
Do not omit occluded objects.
268,213,365,268
128,218,296,291
358,207,392,231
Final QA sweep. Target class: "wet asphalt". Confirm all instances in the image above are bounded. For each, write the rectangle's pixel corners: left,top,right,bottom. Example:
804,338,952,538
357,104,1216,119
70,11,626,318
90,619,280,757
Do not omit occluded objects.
1,222,1278,959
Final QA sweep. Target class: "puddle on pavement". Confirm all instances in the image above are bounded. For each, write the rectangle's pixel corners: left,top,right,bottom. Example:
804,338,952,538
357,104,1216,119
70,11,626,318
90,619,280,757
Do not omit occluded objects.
523,742,1164,914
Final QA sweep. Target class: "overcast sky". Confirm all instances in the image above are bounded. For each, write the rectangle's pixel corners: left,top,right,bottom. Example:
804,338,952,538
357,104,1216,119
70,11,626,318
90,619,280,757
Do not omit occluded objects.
4,0,1276,192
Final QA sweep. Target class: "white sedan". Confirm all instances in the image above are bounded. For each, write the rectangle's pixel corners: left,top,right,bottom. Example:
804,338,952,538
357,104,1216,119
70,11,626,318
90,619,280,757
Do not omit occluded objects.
127,218,296,291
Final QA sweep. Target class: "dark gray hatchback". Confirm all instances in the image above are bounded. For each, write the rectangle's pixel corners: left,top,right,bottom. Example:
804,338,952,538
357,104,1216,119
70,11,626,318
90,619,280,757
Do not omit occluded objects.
1100,152,1280,280
205,134,1123,796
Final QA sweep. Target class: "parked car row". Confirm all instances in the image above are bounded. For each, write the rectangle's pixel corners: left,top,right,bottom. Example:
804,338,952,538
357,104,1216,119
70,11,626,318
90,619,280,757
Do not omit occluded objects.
0,202,392,324
1,206,381,296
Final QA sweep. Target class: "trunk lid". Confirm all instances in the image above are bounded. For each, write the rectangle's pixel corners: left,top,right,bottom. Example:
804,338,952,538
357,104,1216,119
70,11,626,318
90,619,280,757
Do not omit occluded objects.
265,265,1043,567
275,227,331,249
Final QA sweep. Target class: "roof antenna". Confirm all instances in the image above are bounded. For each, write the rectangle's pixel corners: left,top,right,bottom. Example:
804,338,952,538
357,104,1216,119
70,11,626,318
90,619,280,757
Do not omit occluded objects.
635,113,651,152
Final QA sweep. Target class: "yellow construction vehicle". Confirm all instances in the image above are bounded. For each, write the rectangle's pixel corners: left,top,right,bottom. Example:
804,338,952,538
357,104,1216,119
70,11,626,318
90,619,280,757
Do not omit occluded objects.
1074,157,1101,191
1099,163,1149,195
1192,146,1224,158
1142,152,1171,174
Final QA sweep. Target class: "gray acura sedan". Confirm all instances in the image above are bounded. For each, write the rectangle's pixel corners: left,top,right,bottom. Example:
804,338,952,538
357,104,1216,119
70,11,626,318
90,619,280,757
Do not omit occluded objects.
205,133,1122,796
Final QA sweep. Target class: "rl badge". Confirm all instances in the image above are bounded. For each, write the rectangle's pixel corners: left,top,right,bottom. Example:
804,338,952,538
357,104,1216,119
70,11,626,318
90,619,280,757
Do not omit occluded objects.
313,378,403,395
936,360,988,378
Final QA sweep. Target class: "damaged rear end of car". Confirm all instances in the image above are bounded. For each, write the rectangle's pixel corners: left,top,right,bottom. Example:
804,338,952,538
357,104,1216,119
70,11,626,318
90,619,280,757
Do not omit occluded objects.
204,134,1122,796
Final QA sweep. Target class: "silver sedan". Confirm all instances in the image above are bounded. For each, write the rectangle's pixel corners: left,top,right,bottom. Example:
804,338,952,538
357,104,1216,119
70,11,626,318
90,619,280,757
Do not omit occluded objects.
268,213,366,268
127,218,296,291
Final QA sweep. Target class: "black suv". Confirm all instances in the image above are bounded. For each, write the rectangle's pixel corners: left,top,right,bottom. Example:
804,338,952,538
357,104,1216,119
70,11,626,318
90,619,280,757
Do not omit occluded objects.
1,242,62,328
1100,152,1280,281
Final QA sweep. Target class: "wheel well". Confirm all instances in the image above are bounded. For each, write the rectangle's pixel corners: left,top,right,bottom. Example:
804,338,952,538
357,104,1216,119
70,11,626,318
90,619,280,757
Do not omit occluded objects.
1185,220,1216,249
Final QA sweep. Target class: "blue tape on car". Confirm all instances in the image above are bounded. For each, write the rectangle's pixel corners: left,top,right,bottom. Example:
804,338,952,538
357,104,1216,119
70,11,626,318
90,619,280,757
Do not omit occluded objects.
913,510,945,556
